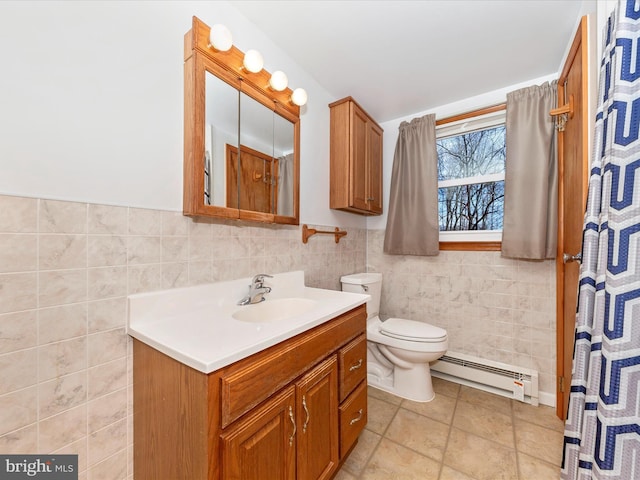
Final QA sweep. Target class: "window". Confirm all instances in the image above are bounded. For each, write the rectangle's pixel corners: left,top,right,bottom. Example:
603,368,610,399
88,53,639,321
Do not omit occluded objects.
436,107,506,245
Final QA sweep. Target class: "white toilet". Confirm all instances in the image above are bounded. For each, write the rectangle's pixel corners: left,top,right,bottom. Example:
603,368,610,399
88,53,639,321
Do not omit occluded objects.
341,272,448,402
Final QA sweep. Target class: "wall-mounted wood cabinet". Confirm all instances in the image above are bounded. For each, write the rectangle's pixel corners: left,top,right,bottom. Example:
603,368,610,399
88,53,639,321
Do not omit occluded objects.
329,97,383,215
133,306,367,480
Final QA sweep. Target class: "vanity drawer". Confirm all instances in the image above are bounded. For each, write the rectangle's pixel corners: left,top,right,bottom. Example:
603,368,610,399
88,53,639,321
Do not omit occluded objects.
338,334,367,402
219,305,366,427
339,381,367,458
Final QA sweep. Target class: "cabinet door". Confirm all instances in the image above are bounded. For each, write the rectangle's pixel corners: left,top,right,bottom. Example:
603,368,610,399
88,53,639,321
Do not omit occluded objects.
367,122,383,214
296,356,339,480
221,385,296,480
350,102,370,211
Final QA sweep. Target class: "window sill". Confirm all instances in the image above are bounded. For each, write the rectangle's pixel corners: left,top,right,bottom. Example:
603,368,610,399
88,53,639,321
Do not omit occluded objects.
439,241,501,251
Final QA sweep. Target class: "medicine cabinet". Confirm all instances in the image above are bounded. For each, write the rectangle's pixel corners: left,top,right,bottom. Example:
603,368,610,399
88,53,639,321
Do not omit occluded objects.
183,17,300,224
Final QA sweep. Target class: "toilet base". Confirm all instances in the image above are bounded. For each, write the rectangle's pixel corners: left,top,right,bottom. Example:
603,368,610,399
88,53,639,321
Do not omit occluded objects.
367,362,435,403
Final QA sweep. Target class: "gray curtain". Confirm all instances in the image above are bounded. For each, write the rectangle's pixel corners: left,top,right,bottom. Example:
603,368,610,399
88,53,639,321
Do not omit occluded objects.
383,114,439,256
501,81,558,259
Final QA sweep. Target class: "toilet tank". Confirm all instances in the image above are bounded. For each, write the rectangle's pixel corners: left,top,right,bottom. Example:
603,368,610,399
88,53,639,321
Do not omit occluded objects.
340,272,382,320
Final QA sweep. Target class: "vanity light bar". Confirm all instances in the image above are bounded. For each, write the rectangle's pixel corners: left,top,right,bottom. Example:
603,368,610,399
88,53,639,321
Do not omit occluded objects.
197,18,307,107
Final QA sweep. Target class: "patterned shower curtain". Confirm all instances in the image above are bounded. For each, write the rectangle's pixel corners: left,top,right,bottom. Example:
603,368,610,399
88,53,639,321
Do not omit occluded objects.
562,1,640,478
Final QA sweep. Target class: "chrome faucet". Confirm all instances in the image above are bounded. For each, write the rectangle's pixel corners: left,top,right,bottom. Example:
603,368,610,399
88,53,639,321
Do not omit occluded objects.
237,274,273,305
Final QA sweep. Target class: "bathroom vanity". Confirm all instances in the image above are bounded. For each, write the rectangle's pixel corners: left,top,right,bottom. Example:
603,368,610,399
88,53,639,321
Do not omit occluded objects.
128,272,368,480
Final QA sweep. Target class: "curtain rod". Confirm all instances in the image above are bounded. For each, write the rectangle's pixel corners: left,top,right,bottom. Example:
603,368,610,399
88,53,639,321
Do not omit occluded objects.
436,103,506,127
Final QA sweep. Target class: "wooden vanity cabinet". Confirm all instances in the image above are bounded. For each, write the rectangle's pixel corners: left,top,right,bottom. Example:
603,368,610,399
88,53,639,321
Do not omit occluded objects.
133,305,367,480
329,97,383,216
221,356,338,480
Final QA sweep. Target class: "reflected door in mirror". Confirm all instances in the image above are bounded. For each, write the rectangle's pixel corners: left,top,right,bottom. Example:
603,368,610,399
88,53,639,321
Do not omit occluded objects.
226,145,278,213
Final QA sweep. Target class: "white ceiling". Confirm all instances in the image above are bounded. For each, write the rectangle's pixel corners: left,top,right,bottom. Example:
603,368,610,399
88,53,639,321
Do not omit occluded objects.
231,0,585,122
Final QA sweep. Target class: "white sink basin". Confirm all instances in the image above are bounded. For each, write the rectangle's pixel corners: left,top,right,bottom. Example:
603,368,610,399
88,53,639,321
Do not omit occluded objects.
127,271,370,372
232,297,318,323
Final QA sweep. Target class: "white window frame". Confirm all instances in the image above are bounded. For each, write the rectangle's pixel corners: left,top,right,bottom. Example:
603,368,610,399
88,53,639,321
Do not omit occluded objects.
436,108,506,243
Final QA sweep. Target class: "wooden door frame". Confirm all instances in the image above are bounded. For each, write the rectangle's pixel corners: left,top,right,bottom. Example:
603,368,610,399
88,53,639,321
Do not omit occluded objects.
226,143,278,213
555,15,591,420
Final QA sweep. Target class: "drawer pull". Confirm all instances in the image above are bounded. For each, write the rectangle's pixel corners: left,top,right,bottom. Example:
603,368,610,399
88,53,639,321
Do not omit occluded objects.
288,406,296,446
350,409,364,425
302,395,310,433
349,359,363,371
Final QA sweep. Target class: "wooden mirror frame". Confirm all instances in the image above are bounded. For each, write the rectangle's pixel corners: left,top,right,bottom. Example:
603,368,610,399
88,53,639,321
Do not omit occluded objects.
183,16,300,225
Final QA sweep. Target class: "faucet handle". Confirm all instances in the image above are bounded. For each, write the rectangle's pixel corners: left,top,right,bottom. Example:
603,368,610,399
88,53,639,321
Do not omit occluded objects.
252,273,273,284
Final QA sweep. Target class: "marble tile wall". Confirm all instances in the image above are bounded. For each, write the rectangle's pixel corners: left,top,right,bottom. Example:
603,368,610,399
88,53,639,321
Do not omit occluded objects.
367,229,557,398
0,194,366,480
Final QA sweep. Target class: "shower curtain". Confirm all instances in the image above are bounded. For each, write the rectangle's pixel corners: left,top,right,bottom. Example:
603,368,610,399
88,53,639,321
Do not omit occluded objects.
277,153,293,217
562,1,640,478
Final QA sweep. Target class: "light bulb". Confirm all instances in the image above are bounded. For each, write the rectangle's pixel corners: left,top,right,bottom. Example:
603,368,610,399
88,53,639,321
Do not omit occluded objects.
243,49,264,73
209,24,232,52
291,88,308,106
269,71,288,91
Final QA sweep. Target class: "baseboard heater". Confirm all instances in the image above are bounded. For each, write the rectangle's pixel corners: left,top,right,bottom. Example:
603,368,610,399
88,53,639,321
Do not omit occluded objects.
431,351,539,406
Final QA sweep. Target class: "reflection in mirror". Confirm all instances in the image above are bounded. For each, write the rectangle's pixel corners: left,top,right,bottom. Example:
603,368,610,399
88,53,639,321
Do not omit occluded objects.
204,72,239,208
274,113,295,216
226,92,275,213
226,94,295,215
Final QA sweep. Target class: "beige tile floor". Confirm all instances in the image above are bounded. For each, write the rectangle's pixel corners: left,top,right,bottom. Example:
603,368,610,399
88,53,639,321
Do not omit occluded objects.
336,378,565,480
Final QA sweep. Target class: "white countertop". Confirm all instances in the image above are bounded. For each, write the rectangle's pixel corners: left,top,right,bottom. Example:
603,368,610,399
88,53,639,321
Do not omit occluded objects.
127,271,369,373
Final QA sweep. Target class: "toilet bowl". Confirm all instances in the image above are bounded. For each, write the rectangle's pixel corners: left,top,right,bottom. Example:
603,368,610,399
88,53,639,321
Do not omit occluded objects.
341,273,448,402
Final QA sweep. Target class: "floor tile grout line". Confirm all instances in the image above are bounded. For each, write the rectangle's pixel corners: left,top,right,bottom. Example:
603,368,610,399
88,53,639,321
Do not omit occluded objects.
392,402,451,454
366,398,402,472
436,388,460,480
375,386,465,479
356,392,449,478
344,383,563,479
368,384,463,479
349,394,400,479
511,405,567,470
511,399,522,480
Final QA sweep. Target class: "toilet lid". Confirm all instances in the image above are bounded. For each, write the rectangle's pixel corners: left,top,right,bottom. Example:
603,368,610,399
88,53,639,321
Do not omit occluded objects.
380,318,447,343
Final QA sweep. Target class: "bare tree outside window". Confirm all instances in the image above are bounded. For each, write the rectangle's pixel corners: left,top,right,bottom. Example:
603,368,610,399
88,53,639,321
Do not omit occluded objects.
436,125,505,231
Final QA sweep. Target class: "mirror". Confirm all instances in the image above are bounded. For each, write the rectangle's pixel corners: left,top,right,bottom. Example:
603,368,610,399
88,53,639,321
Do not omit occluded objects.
184,16,300,225
204,71,239,208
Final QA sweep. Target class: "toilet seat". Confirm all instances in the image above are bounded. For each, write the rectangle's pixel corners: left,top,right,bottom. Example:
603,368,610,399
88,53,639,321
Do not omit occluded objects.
380,318,447,343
